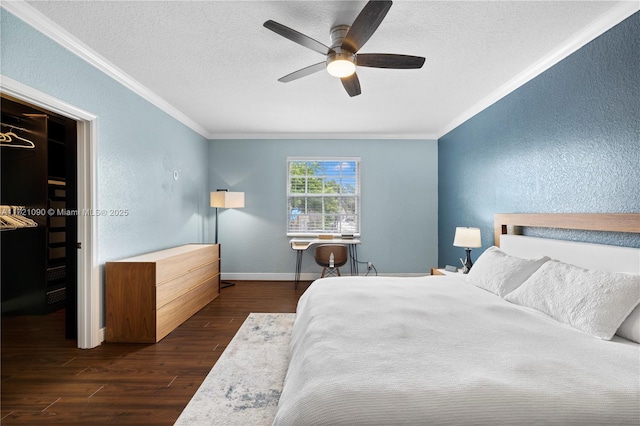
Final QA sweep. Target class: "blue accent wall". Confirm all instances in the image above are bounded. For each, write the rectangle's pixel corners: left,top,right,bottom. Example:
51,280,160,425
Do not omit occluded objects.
209,139,438,277
438,12,640,266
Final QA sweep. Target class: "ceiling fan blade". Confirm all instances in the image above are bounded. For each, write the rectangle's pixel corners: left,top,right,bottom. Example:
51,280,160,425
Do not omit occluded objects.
278,62,326,83
342,0,393,53
264,20,332,55
341,73,361,97
357,53,425,69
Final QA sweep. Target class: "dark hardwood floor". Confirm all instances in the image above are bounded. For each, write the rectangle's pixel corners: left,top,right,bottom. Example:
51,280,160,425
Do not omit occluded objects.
1,281,308,425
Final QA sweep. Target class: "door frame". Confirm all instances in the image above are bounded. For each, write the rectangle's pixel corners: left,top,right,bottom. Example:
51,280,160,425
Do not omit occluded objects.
1,75,101,349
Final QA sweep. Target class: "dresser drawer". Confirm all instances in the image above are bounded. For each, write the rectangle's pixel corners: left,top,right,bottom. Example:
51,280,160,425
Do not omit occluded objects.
155,245,219,284
156,260,219,308
156,275,219,341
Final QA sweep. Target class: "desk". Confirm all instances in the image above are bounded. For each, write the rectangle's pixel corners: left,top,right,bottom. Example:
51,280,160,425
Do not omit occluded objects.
290,238,361,289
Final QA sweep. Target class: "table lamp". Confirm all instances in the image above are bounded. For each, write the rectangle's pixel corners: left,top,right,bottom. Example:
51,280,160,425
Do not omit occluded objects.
453,227,481,274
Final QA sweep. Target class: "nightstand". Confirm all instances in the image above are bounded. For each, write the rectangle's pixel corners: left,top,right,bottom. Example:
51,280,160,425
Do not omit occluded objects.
430,268,461,276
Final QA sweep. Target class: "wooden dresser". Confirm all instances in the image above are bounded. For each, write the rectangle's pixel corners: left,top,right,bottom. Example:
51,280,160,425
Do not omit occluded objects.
105,244,220,343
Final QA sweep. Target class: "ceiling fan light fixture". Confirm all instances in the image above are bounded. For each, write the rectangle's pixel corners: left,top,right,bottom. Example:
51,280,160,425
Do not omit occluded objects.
326,52,356,78
265,1,424,95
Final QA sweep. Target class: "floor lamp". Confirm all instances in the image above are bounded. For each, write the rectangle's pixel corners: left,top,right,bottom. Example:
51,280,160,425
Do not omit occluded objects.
211,189,245,288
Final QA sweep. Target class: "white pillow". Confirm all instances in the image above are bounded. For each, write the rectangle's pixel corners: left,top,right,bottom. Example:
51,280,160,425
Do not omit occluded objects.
467,246,550,297
617,304,640,343
505,260,640,340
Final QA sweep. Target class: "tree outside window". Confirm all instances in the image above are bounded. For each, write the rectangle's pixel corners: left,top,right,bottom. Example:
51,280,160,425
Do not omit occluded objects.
287,158,360,236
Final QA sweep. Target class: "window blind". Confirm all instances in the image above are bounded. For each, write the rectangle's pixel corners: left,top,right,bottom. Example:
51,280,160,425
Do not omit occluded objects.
287,157,361,236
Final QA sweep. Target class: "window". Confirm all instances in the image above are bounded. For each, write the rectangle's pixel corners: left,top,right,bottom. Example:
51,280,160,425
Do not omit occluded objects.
287,157,360,236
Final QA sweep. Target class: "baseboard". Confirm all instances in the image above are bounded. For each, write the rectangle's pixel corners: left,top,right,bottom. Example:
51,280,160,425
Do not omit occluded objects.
221,272,428,281
221,273,314,281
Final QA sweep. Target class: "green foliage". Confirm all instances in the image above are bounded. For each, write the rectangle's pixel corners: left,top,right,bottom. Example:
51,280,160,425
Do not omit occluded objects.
288,160,358,233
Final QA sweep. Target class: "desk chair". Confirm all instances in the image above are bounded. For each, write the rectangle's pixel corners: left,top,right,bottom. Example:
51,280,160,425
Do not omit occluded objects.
314,244,348,278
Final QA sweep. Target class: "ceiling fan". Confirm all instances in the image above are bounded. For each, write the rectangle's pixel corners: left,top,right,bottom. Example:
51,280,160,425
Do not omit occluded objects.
264,0,425,97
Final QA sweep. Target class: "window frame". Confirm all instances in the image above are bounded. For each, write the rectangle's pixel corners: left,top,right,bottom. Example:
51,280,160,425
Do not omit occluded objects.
286,156,361,237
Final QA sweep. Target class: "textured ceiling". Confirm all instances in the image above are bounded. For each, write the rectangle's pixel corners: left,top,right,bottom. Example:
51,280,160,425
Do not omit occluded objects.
21,1,638,139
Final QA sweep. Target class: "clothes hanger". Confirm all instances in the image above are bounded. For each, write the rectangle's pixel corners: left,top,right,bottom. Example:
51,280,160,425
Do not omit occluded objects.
0,217,18,231
0,124,35,149
0,130,35,149
0,206,38,230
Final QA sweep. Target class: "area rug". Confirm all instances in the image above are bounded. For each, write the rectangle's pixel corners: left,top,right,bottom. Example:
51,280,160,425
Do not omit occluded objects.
174,313,295,426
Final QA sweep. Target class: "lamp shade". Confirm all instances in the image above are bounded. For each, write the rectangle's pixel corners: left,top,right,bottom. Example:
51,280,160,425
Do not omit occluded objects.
453,227,482,248
210,191,245,209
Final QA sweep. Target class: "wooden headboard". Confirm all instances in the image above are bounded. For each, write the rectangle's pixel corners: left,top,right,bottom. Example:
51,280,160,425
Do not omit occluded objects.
494,213,640,247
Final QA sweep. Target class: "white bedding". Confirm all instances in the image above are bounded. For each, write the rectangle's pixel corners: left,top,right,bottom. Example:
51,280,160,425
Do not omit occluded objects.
273,276,640,425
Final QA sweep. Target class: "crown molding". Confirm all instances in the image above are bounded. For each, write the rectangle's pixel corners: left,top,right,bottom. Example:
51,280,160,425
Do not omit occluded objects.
437,1,640,139
1,0,209,138
3,1,637,142
208,132,439,141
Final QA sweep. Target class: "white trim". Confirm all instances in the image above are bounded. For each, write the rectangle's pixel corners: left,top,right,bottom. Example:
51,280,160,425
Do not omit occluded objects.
223,272,428,281
286,157,361,236
0,74,101,349
1,0,209,139
1,75,95,122
210,132,440,140
437,1,640,137
287,156,362,161
223,273,314,281
76,118,101,349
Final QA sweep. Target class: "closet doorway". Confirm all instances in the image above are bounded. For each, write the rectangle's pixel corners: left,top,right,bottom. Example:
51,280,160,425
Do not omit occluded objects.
1,94,78,340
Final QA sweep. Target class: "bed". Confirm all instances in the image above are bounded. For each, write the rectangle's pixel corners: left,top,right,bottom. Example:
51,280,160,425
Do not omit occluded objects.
273,214,640,425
